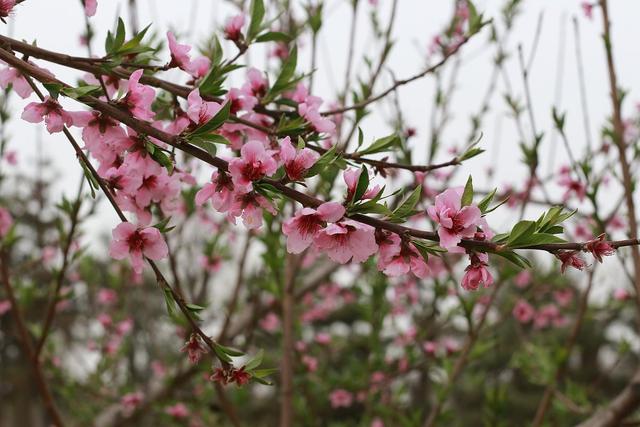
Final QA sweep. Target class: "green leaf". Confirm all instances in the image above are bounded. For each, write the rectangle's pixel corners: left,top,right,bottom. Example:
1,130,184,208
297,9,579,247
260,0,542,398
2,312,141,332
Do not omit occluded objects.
305,145,337,177
190,101,231,136
492,250,531,269
212,343,233,363
43,82,63,99
509,233,567,248
190,139,217,157
216,344,244,357
245,349,264,371
351,166,370,203
255,31,291,43
356,134,400,156
477,189,496,213
507,220,536,246
390,185,422,221
114,18,126,52
266,45,297,100
247,0,265,42
461,175,474,207
61,85,101,99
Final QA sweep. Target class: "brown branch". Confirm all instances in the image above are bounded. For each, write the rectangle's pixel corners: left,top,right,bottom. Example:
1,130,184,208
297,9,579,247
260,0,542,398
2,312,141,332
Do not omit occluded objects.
0,250,65,426
1,46,638,259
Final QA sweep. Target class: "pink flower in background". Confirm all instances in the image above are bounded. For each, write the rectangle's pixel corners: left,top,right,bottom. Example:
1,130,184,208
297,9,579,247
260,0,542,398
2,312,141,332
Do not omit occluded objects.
21,97,82,133
514,270,531,288
165,403,189,419
613,288,631,301
329,389,353,408
97,288,118,306
553,289,573,307
84,0,97,16
512,299,535,323
422,341,438,355
282,202,345,254
109,222,168,274
558,167,586,202
314,220,378,264
315,332,331,345
224,14,245,41
585,234,615,263
228,141,277,193
4,150,16,165
0,207,12,237
0,299,10,316
180,334,207,364
259,312,280,332
196,171,235,213
121,70,155,121
302,355,318,372
279,136,319,181
556,251,587,273
186,89,222,126
0,0,15,20
581,2,593,19
427,188,481,249
121,391,144,414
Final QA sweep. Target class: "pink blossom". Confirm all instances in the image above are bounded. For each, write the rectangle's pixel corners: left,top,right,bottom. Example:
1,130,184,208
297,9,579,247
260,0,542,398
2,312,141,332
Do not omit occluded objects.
299,101,335,134
0,66,34,98
84,0,97,16
556,251,587,273
343,168,381,201
227,191,277,229
243,68,268,98
116,318,134,336
224,14,245,41
228,141,277,193
512,299,535,323
461,253,493,291
282,202,345,253
427,188,481,250
3,150,16,165
108,222,169,274
167,31,192,71
186,88,222,126
180,333,207,364
376,231,429,278
279,136,319,181
585,234,615,263
196,171,235,213
314,220,378,264
0,207,12,237
97,313,112,328
165,403,189,419
187,56,211,79
121,70,155,121
21,97,84,134
0,299,10,316
199,254,222,272
329,389,353,408
0,0,15,21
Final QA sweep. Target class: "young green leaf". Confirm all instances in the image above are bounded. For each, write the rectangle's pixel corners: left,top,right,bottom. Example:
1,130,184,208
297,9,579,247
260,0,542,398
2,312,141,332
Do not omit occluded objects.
461,175,474,207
